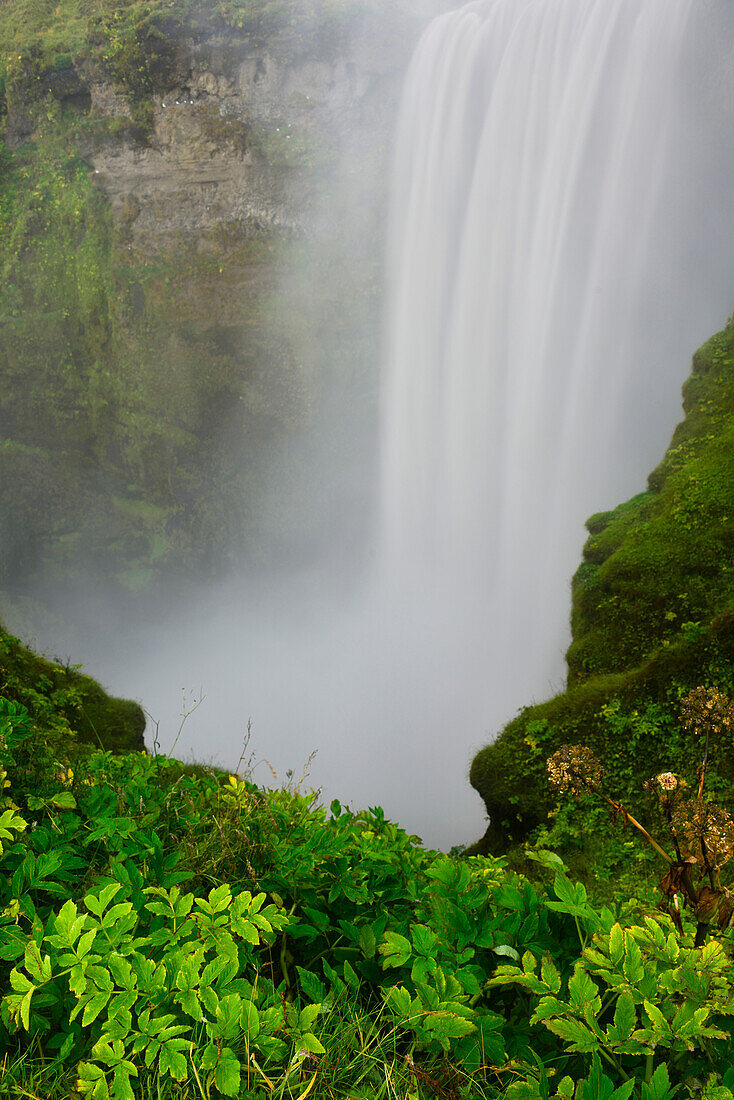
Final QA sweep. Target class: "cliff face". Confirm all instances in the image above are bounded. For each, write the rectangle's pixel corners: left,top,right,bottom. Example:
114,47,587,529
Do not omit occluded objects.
470,323,734,864
0,7,419,596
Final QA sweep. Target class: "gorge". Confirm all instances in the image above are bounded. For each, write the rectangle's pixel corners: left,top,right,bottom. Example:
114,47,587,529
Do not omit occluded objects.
3,0,734,851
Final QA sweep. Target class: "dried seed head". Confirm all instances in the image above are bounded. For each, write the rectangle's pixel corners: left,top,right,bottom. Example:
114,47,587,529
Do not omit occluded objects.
656,772,678,792
680,686,734,740
547,745,604,797
671,798,734,870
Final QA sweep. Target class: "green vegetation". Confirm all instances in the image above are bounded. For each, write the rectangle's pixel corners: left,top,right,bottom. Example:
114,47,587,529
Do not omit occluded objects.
0,94,299,589
4,666,734,1099
0,620,145,754
0,0,418,87
471,323,734,871
0,0,400,594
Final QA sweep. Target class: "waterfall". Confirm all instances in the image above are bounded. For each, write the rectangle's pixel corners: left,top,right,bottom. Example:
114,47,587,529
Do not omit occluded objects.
41,0,734,853
381,0,734,726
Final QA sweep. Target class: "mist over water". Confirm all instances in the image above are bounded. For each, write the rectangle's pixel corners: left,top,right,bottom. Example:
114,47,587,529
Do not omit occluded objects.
16,0,734,849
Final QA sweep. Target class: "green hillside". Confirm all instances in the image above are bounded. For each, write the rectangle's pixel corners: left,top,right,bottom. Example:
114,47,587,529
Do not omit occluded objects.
470,322,734,878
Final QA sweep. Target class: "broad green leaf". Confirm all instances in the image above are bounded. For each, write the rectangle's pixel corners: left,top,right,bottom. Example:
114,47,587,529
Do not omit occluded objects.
641,1064,672,1100
299,1003,321,1031
20,989,33,1030
296,1032,326,1054
386,986,413,1018
427,1014,476,1040
530,996,571,1023
85,884,123,919
379,931,411,969
296,966,326,1004
213,1047,241,1097
569,964,600,1012
158,1040,189,1081
50,791,77,810
359,925,377,959
83,991,112,1027
411,924,438,958
111,1064,136,1100
9,968,33,993
609,924,624,967
24,943,52,984
541,955,561,994
610,992,636,1042
206,884,232,914
623,934,645,985
242,999,260,1041
544,1018,599,1053
643,999,672,1038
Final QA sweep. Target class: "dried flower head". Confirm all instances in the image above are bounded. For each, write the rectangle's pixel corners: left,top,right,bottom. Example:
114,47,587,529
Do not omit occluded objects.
547,745,604,796
671,799,734,870
680,686,734,740
656,772,678,792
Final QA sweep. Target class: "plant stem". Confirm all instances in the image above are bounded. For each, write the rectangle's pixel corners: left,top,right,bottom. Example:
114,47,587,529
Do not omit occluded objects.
596,790,673,863
698,729,710,799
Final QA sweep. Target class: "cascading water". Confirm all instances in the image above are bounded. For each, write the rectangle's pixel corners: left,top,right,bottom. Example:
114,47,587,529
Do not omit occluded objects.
27,0,734,852
381,0,734,747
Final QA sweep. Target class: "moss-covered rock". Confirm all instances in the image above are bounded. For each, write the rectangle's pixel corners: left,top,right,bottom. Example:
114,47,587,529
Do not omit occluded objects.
0,0,417,599
0,620,145,752
470,322,734,861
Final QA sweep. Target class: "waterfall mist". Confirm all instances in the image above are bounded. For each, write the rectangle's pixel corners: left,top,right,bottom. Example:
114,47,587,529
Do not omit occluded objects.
11,0,734,849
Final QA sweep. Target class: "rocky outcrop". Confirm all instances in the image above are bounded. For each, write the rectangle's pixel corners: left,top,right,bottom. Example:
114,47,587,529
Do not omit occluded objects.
469,323,734,863
0,10,420,598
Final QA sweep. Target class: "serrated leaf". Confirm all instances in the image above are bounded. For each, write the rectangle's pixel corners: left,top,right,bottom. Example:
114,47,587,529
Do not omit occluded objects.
493,944,520,961
242,999,260,1040
213,1047,241,1097
83,991,112,1027
623,934,645,985
529,996,568,1023
544,1018,599,1052
20,989,33,1030
541,954,561,993
299,1003,321,1031
385,985,412,1018
609,923,624,967
379,931,411,969
359,925,377,959
85,884,123,918
24,943,52,984
9,968,33,993
643,999,672,1037
610,992,636,1042
642,1063,671,1100
297,967,326,1004
50,791,77,810
411,924,438,958
158,1041,189,1081
297,1032,326,1054
568,964,599,1011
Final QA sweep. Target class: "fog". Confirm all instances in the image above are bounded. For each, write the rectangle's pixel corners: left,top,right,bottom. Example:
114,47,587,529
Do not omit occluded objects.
9,0,734,850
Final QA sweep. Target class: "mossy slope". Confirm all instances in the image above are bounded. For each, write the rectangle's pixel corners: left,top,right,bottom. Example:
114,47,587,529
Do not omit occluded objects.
470,322,734,857
0,620,145,752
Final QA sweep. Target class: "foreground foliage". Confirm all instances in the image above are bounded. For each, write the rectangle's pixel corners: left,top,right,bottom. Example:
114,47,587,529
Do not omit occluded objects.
2,697,734,1097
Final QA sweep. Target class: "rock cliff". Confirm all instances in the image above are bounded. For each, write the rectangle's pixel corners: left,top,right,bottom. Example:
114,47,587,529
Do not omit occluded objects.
0,4,424,598
470,323,734,873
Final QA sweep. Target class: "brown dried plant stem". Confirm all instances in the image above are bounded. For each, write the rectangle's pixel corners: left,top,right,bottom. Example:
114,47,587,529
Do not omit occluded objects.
698,728,711,800
593,788,673,865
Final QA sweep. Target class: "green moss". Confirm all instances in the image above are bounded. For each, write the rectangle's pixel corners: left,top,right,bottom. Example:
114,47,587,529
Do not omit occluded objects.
0,620,145,752
470,322,734,864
